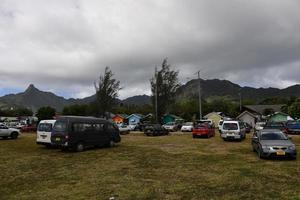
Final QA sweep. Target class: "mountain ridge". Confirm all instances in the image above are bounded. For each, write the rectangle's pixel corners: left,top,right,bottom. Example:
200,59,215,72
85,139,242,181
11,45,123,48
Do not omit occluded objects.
1,80,300,112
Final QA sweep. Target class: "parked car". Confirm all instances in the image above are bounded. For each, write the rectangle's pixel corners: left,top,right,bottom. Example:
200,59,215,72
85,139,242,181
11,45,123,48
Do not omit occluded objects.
0,123,21,139
36,119,56,147
181,122,194,132
51,116,121,152
218,120,224,132
197,119,214,127
285,121,300,135
144,124,169,136
128,124,137,131
192,123,215,138
263,122,287,133
21,124,37,132
162,122,179,132
243,122,252,133
254,122,266,131
117,123,130,135
252,129,297,159
220,121,246,141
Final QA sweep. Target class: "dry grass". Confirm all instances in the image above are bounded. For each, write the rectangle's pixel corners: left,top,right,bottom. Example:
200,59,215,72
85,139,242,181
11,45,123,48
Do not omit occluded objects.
0,131,299,200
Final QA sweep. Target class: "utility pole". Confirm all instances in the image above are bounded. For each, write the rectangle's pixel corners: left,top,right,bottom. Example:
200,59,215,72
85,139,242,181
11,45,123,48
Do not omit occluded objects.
155,67,158,123
239,91,242,112
196,70,202,120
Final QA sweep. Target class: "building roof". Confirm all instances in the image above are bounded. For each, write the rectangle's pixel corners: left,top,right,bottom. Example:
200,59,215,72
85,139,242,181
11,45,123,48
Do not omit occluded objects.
113,114,128,119
236,110,257,119
243,104,285,115
163,114,184,120
204,112,224,118
126,113,145,119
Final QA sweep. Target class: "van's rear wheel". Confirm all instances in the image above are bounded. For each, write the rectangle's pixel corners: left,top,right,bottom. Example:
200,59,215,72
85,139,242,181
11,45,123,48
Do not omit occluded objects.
109,140,115,147
75,143,84,152
10,132,18,139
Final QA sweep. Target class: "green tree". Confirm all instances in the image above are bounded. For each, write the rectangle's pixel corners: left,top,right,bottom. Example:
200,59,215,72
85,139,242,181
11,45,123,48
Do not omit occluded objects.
150,58,180,122
94,66,121,118
62,104,89,116
288,98,300,119
36,106,56,121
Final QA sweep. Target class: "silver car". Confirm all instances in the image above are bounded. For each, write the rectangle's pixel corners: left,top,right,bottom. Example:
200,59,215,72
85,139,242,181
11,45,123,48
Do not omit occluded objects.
0,123,21,139
252,129,297,159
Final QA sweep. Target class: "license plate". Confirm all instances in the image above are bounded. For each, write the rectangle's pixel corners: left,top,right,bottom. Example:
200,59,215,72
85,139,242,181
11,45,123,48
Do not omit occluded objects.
276,151,285,156
55,137,61,141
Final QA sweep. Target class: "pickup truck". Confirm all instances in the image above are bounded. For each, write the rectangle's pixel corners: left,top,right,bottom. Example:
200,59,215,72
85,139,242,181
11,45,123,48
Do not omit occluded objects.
0,123,21,139
285,121,300,134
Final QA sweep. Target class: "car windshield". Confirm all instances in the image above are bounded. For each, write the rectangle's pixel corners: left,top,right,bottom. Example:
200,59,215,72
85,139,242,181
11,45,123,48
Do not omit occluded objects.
184,122,193,126
38,123,52,132
264,123,284,128
196,125,207,129
260,132,287,140
53,121,67,132
223,123,238,130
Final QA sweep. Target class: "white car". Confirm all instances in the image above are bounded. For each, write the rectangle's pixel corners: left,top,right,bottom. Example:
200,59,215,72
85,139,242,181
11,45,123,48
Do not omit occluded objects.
218,120,224,131
36,119,56,147
181,122,194,132
220,121,246,141
162,122,178,132
255,122,266,131
0,123,21,139
118,124,131,134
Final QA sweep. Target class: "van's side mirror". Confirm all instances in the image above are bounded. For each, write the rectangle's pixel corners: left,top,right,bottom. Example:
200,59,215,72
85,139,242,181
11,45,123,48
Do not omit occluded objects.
288,136,292,140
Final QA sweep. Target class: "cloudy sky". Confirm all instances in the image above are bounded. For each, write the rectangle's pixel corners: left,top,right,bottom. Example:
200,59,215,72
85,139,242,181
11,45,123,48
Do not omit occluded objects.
0,0,300,99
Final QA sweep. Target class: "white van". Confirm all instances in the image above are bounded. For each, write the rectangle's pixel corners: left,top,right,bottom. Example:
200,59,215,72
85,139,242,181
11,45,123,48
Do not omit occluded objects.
36,120,56,147
221,120,246,141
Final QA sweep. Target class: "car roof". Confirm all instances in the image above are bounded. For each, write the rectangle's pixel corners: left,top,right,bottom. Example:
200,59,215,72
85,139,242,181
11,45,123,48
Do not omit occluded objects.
259,129,283,133
223,121,239,123
39,119,56,123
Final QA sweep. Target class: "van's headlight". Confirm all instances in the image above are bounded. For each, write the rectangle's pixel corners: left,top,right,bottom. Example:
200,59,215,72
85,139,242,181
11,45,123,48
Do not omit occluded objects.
288,145,296,150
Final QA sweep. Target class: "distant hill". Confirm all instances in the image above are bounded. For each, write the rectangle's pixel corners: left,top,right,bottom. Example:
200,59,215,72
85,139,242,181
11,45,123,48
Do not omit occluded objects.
0,84,80,112
122,95,151,105
176,79,300,101
0,80,300,112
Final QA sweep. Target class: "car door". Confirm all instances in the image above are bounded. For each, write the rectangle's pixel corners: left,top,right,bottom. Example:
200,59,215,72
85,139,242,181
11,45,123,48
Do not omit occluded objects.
252,131,259,151
0,124,9,136
105,123,116,143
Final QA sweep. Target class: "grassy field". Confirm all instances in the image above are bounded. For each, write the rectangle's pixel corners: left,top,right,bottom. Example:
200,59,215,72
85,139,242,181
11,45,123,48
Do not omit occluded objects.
0,132,299,200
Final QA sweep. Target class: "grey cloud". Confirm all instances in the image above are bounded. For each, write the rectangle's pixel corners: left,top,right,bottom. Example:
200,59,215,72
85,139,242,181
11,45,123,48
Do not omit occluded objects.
0,0,300,99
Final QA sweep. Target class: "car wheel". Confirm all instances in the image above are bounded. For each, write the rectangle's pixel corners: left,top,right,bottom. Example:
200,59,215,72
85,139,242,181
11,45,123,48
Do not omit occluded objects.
10,132,18,139
109,140,115,147
75,142,85,152
258,149,263,159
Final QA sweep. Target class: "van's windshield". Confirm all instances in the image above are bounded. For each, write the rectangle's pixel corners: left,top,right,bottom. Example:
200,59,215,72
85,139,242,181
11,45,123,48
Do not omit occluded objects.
38,123,52,132
223,123,238,130
53,121,67,132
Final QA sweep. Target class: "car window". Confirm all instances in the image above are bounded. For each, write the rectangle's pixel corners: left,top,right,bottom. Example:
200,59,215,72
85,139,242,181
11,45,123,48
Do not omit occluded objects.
38,123,52,132
53,121,67,132
223,123,238,130
260,132,287,140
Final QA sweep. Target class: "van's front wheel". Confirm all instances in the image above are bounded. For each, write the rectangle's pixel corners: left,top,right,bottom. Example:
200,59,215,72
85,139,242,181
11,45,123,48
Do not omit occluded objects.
75,142,84,152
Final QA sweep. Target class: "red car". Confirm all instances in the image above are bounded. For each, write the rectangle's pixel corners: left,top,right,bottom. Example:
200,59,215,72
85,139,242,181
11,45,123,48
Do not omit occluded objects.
192,123,215,138
21,125,37,132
